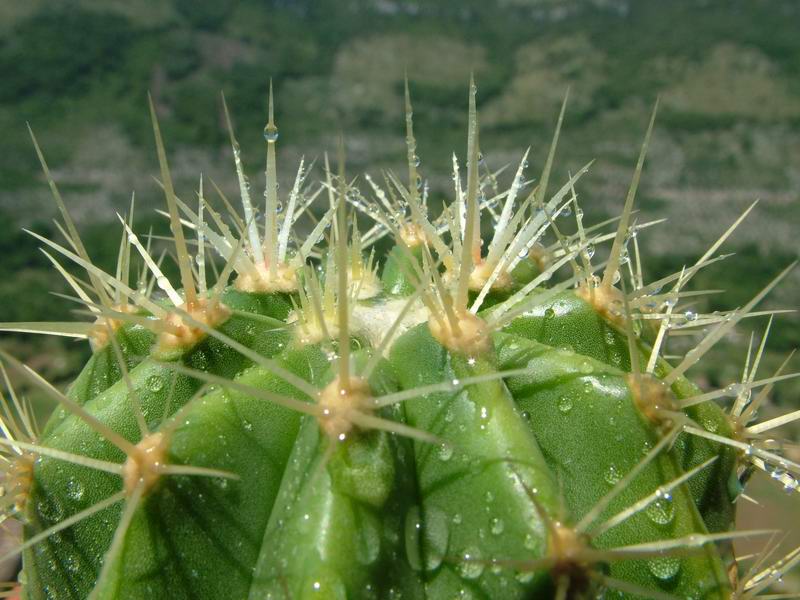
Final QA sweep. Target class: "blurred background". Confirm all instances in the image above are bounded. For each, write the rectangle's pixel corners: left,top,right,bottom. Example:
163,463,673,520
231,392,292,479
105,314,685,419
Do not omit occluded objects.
0,0,798,584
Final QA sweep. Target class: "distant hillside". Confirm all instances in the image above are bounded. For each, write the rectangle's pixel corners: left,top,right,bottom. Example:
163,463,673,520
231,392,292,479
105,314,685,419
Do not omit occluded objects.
0,0,798,399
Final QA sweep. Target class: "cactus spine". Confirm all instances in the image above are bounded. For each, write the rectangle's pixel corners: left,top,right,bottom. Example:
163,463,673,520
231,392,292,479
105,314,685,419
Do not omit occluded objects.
0,80,798,600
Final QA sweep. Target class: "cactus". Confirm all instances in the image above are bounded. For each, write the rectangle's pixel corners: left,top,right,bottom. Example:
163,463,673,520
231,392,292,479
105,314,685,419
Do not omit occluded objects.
0,79,798,600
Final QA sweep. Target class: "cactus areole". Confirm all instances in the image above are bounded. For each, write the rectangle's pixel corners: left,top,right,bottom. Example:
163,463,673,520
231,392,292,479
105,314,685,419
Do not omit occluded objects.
0,81,797,600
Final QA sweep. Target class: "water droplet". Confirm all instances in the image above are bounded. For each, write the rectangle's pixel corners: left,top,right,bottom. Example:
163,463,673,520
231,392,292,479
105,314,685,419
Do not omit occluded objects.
771,467,786,481
558,396,573,414
146,374,164,393
404,506,423,571
457,547,484,579
701,416,719,433
489,517,504,535
64,553,82,574
438,444,453,462
604,465,621,485
37,499,64,523
515,571,534,584
263,127,279,143
422,506,449,571
684,310,698,322
647,556,681,581
725,383,744,398
356,513,381,565
66,479,84,502
645,495,675,525
156,276,172,293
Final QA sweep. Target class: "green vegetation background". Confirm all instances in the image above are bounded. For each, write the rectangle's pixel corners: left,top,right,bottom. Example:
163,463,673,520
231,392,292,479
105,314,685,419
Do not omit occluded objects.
0,0,798,415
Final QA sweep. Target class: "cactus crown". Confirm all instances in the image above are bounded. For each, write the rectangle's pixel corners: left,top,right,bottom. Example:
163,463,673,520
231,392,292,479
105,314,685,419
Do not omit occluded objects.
0,78,798,600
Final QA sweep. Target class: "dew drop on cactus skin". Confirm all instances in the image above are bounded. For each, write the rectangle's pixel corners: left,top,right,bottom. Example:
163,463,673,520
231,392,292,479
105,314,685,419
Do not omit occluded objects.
355,514,381,566
404,505,423,571
422,505,450,571
437,443,453,461
645,494,675,526
647,556,681,581
604,464,622,485
65,479,84,502
489,516,505,535
145,374,163,392
457,547,484,580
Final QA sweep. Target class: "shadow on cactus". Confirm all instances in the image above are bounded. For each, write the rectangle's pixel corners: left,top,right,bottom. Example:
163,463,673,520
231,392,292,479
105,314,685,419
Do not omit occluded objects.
0,78,798,599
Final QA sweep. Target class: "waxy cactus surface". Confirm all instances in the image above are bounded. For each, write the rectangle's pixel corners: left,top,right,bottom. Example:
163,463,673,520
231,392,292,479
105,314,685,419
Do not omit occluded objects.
0,81,798,600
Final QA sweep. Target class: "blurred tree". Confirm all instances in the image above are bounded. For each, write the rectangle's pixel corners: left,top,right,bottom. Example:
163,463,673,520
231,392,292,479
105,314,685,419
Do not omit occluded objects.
0,10,135,103
174,0,238,31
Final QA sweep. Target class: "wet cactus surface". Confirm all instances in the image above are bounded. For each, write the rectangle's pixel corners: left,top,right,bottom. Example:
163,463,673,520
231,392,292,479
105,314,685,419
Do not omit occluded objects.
0,83,797,599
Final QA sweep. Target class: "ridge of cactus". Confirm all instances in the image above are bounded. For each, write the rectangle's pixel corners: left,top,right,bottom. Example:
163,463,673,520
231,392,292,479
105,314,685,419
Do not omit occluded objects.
0,77,797,600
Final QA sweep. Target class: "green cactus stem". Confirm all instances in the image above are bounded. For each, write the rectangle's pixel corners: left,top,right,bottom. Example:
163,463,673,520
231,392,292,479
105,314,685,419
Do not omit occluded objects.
0,79,798,600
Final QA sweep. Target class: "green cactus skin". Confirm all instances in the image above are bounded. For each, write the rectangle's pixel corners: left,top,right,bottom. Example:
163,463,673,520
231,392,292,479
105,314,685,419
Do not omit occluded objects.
1,83,798,600
497,331,730,597
64,325,155,408
501,289,740,535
